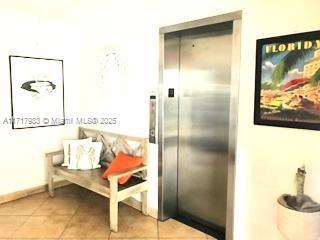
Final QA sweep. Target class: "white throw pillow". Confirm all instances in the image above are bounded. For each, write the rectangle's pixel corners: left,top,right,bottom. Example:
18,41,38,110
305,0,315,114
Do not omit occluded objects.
62,138,92,166
68,142,102,170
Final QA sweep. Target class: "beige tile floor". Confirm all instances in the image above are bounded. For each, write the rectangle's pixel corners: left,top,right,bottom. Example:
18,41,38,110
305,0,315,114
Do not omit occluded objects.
0,184,217,240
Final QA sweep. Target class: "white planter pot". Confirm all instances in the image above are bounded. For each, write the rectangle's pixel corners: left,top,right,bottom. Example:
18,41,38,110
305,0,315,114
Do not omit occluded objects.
277,200,320,240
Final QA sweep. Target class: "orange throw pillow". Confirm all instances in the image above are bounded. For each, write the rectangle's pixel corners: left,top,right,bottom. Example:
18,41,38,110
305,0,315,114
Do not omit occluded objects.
102,151,143,184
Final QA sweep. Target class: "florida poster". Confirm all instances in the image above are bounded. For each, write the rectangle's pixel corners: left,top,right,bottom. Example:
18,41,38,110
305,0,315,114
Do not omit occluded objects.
254,30,320,130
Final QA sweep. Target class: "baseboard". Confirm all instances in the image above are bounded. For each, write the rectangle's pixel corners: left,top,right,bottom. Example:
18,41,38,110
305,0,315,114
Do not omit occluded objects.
0,181,159,219
0,180,70,204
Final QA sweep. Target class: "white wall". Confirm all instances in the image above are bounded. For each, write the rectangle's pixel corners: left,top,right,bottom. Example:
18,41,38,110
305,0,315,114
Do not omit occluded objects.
0,1,81,195
236,1,320,239
76,0,320,239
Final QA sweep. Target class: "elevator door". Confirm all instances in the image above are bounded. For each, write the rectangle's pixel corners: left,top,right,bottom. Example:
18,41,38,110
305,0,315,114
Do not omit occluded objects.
177,26,232,230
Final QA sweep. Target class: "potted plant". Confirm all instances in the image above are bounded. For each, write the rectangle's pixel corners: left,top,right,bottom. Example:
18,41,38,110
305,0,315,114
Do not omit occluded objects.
277,166,320,240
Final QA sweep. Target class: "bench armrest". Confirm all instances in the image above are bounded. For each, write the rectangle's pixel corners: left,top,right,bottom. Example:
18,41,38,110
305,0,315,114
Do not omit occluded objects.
107,165,147,181
46,150,64,166
46,150,64,158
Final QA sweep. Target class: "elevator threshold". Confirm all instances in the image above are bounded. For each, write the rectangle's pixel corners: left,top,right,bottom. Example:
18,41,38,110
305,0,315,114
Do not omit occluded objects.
174,214,226,240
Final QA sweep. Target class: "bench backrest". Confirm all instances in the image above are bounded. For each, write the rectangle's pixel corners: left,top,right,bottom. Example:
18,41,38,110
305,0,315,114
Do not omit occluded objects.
78,127,149,165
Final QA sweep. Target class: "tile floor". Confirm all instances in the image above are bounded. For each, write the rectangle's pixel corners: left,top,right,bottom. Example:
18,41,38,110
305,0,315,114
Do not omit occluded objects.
0,184,216,239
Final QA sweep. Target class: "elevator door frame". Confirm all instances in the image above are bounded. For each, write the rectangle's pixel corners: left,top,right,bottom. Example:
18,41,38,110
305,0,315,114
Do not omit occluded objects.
158,11,242,240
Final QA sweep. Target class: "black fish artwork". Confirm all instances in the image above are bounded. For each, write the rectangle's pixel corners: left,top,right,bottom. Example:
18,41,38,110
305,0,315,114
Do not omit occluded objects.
21,80,56,94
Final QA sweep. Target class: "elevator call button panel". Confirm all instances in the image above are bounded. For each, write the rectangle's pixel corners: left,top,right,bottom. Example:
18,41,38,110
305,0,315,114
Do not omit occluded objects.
149,95,156,144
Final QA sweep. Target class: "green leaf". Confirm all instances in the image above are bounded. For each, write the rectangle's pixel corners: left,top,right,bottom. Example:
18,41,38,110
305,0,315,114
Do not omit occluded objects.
271,61,286,86
310,68,320,86
271,49,313,87
261,81,275,90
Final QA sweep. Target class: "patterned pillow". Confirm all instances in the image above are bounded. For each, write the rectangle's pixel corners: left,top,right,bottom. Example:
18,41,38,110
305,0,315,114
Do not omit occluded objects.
100,160,110,168
99,135,115,163
79,129,101,141
112,137,135,156
62,138,92,166
68,142,102,170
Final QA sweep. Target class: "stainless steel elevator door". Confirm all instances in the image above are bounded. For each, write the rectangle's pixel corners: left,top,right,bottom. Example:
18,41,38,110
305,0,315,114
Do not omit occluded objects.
177,26,232,229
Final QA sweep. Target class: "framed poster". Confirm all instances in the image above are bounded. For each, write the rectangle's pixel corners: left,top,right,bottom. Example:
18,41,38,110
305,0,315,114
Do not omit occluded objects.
9,56,65,129
254,30,320,130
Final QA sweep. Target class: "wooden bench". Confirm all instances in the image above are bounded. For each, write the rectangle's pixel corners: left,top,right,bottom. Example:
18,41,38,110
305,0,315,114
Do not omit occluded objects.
46,127,149,232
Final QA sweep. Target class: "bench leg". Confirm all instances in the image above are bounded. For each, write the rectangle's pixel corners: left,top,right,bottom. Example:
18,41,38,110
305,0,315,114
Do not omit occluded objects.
109,178,118,232
48,176,55,197
110,198,118,232
47,154,55,198
141,190,148,215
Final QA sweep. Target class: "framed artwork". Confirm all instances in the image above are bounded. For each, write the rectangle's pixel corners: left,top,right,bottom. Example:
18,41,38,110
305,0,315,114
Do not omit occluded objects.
254,30,320,130
9,55,65,129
